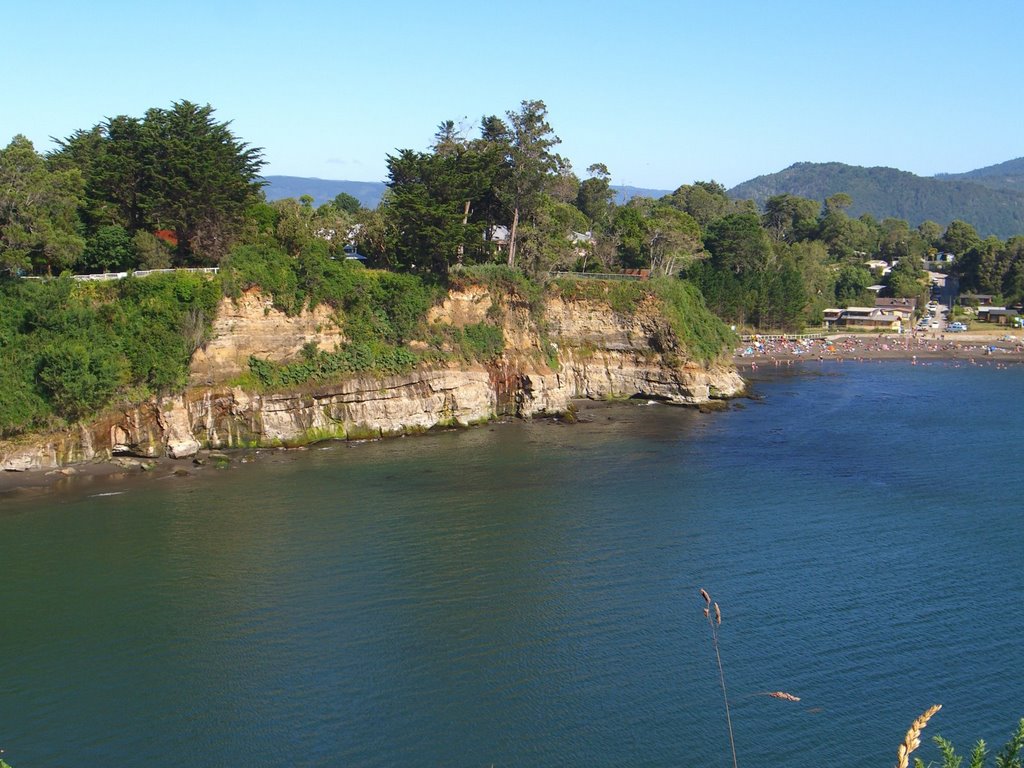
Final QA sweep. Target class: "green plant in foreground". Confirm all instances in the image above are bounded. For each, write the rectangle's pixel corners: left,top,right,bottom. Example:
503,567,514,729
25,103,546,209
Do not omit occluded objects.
920,717,1024,768
701,588,737,768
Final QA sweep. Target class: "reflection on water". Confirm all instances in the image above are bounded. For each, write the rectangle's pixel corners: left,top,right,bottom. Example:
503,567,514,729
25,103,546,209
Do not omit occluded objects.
1,365,1023,767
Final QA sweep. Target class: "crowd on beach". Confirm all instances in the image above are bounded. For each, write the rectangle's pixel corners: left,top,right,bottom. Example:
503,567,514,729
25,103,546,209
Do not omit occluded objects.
735,332,1024,368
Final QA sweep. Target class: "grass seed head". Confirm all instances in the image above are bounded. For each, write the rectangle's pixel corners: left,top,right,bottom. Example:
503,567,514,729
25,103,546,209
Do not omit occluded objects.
896,705,942,768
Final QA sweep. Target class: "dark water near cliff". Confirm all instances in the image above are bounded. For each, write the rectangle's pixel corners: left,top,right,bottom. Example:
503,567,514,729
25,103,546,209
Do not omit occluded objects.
1,361,1023,767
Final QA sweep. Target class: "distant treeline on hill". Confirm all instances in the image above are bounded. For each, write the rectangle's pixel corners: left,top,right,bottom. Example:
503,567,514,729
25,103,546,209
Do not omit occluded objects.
935,155,1024,194
260,176,671,209
728,161,1024,239
266,158,1024,241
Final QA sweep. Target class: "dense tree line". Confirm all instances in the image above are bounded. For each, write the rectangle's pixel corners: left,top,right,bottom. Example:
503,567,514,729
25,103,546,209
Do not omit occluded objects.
729,161,1024,240
5,97,1024,354
1,101,264,275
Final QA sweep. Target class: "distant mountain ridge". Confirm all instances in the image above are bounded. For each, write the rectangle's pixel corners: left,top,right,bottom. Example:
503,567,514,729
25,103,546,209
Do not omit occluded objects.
261,176,388,209
727,161,1024,239
935,156,1024,194
261,175,670,210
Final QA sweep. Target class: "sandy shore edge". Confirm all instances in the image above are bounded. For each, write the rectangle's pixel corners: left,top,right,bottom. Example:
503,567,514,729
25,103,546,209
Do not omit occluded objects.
733,332,1024,367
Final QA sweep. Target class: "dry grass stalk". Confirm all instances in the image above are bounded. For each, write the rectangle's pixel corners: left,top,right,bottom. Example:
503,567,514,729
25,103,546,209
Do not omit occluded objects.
896,704,942,768
701,588,737,768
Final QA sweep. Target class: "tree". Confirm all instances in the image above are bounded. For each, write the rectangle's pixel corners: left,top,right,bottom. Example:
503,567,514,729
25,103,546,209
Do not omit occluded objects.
384,144,496,275
817,194,878,259
92,115,149,232
703,212,773,275
513,196,590,274
646,204,702,275
1000,237,1024,304
575,163,614,230
834,264,875,305
885,249,927,300
497,99,563,268
37,339,127,421
783,240,833,322
51,116,150,234
763,194,820,243
918,220,943,247
612,201,650,268
50,102,265,265
878,218,927,263
271,197,316,256
0,135,85,274
80,225,137,273
940,219,981,257
137,101,265,263
332,192,362,214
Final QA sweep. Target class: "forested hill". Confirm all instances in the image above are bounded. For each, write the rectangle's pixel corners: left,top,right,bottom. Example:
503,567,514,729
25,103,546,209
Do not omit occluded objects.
261,176,670,209
935,156,1024,195
261,176,388,208
727,161,1024,239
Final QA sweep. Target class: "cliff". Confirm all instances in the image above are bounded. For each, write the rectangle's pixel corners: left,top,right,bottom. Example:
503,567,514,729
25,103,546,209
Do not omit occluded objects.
1,285,744,472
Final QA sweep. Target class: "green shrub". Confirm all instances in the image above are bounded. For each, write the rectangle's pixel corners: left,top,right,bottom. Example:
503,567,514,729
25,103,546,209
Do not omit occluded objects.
650,278,737,364
552,276,734,363
0,348,51,437
0,271,220,435
461,322,505,361
37,340,128,421
247,341,420,390
80,225,138,273
452,264,545,316
220,243,302,313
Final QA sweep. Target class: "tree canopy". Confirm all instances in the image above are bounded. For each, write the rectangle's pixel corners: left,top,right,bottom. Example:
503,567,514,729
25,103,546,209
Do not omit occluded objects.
48,100,264,267
0,135,85,274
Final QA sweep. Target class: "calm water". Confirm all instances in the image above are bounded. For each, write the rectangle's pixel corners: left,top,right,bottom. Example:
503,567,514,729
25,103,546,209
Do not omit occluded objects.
1,361,1023,767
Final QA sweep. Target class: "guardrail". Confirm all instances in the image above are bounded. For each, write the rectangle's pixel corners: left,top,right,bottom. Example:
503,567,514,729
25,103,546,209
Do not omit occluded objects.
548,271,644,282
23,267,219,282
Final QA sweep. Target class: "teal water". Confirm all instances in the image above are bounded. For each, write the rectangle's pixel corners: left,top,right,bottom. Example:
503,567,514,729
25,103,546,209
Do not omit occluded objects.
1,361,1022,767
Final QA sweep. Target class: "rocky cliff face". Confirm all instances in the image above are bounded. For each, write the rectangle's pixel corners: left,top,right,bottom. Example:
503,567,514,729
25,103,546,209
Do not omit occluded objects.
189,288,343,384
1,286,744,471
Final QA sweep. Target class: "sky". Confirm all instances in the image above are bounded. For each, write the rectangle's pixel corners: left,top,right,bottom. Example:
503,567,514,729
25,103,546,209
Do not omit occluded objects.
4,0,1023,191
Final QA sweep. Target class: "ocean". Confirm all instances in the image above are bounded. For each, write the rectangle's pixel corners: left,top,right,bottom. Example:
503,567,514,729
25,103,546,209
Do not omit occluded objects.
1,360,1022,767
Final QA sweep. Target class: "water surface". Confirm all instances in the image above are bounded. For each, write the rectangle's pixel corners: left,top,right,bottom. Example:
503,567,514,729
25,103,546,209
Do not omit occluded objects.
2,361,1022,766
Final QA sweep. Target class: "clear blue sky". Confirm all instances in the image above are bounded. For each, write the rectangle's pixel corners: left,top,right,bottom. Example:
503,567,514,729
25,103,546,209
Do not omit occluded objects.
4,0,1022,191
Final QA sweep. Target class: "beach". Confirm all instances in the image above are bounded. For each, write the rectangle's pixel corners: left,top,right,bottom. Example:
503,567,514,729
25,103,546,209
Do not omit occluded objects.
734,330,1024,367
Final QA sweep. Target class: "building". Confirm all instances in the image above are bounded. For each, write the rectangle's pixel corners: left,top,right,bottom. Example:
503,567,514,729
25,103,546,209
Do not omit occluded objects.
823,307,902,331
875,297,917,323
978,307,1019,325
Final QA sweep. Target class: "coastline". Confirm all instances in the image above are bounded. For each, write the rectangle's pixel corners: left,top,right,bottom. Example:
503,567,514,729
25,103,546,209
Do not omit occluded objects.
6,334,1023,500
0,452,251,507
733,331,1024,368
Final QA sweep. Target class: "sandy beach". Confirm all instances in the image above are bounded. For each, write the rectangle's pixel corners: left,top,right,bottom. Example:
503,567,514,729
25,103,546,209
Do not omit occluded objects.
734,330,1024,368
